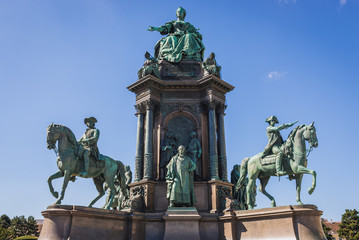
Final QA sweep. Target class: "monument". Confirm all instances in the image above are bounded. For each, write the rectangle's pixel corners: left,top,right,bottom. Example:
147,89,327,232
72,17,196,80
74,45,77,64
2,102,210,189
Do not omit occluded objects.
39,7,327,240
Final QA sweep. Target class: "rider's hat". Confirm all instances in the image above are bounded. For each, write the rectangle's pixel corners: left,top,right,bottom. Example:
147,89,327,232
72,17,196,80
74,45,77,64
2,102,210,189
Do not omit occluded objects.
265,116,279,124
84,117,97,124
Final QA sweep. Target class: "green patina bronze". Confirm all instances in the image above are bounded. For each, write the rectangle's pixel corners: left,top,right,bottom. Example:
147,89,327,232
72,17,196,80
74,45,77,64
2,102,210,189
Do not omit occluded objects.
160,132,176,180
104,165,132,210
187,131,202,180
260,116,298,176
78,117,100,177
148,7,205,63
203,52,221,78
46,120,127,209
137,51,161,79
166,145,196,207
236,122,318,210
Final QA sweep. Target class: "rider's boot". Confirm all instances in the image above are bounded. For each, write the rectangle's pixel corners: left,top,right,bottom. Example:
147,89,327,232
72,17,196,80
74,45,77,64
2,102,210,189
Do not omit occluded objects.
276,152,286,176
81,157,90,177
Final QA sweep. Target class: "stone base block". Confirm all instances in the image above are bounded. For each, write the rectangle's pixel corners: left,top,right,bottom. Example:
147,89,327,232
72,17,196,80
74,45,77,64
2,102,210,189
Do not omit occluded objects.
38,205,130,240
38,204,326,240
159,60,204,80
232,204,327,240
163,207,201,240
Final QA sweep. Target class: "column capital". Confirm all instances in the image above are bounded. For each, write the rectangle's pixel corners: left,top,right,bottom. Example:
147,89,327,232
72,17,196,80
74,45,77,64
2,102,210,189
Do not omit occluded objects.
135,103,146,115
202,99,222,111
217,103,227,114
144,99,157,111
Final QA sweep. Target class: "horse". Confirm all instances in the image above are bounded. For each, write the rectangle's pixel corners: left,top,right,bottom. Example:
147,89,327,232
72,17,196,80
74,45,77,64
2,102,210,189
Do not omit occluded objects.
236,122,318,210
46,123,126,209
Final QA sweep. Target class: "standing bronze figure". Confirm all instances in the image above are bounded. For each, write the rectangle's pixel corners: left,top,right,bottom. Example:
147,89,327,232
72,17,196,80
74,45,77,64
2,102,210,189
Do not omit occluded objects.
166,145,196,207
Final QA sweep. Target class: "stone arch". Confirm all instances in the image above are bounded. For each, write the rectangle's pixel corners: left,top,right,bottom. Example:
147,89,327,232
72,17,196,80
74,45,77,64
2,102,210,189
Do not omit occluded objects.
162,110,200,148
163,110,200,130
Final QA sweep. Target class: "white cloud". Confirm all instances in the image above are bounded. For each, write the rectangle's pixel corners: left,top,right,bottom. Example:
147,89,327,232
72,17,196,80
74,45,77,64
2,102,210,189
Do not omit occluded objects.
266,71,287,81
278,0,297,4
339,0,347,6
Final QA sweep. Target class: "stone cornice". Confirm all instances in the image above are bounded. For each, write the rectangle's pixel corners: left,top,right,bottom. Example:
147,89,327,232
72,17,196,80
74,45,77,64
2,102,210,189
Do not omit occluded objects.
197,74,235,93
127,74,235,94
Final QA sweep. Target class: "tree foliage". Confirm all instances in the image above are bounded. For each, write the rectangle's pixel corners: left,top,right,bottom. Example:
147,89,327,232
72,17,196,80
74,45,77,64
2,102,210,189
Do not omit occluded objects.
0,215,11,229
338,209,359,240
0,227,13,240
0,214,39,240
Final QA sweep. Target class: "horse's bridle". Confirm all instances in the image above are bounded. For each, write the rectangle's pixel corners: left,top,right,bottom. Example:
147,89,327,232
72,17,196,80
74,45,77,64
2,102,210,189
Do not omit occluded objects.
47,127,59,157
305,125,317,157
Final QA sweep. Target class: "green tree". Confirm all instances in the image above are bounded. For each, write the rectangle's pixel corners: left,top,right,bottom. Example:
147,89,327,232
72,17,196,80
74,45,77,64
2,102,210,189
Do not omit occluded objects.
10,216,28,238
26,216,39,237
0,227,14,240
9,215,39,238
0,214,11,229
338,209,359,240
321,220,335,240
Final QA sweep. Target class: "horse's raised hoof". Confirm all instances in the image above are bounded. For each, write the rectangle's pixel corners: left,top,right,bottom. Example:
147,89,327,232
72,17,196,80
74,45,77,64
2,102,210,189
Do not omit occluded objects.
53,192,59,199
308,187,314,195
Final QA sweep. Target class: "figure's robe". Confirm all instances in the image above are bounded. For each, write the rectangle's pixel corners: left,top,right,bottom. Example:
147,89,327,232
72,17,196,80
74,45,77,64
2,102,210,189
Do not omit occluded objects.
166,154,196,205
155,20,205,63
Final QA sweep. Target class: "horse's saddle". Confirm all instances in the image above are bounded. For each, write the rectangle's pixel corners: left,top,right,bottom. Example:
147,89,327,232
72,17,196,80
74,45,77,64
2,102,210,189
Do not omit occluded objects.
260,154,277,166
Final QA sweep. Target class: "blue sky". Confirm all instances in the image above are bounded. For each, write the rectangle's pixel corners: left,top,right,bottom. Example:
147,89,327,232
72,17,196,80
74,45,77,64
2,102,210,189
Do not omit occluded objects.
0,0,358,221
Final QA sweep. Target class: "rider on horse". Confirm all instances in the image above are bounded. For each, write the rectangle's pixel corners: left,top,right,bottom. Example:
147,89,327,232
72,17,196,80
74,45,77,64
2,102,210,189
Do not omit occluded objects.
78,117,100,177
261,116,297,176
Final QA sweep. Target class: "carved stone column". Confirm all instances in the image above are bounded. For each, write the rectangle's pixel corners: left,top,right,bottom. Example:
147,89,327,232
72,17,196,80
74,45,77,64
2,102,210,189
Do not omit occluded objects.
217,104,228,181
143,100,155,180
134,104,145,182
208,100,219,180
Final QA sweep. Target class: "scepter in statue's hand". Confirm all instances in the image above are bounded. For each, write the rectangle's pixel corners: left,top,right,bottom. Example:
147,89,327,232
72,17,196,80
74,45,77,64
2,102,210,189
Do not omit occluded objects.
147,26,160,32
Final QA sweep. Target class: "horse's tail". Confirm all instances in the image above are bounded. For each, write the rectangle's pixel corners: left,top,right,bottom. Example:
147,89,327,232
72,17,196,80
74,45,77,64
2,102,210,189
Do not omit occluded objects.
236,157,250,190
116,160,126,196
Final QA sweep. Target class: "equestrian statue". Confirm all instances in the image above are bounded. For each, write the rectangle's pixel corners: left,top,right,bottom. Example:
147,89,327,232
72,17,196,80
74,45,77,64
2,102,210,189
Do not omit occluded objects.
46,117,127,209
236,116,318,210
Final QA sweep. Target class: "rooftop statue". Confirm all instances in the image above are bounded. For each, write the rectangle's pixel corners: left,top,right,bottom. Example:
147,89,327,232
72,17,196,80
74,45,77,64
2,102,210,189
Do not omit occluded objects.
236,121,318,210
166,145,196,207
148,7,205,63
46,119,127,209
137,51,161,79
203,52,221,78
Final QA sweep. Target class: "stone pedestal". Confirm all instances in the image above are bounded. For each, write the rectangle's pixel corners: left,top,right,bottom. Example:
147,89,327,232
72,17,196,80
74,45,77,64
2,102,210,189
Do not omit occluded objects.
39,205,130,240
232,204,327,240
39,204,326,240
163,207,201,240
